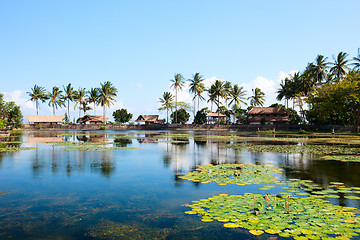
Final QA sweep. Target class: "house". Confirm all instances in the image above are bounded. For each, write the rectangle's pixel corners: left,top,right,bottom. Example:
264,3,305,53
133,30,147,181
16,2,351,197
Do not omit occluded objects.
206,112,227,124
135,115,164,124
247,107,289,125
26,115,65,125
77,115,109,124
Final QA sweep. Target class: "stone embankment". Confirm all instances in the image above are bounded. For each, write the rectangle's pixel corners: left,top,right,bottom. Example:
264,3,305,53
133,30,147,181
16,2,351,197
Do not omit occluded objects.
21,124,355,132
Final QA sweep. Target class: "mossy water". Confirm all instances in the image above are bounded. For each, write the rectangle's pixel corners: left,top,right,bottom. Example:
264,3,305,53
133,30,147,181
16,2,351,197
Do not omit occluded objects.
1,130,360,239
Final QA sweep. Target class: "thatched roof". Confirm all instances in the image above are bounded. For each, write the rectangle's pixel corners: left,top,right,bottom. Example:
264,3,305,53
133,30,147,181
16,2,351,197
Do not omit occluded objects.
26,115,65,123
206,112,227,117
80,115,109,123
135,115,160,122
248,107,288,115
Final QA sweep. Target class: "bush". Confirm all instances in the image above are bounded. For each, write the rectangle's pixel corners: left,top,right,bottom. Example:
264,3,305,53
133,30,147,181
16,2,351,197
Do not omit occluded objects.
99,126,106,130
260,117,266,125
37,123,42,129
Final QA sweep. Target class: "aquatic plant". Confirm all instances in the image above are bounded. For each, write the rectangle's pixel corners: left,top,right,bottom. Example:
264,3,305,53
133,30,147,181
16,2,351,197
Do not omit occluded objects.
185,193,360,239
179,164,282,185
0,147,36,152
62,146,139,151
321,155,360,162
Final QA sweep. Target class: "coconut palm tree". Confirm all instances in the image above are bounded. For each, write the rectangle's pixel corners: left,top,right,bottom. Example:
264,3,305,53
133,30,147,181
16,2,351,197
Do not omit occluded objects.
98,81,118,124
228,84,247,109
207,86,217,112
63,84,76,121
87,88,99,115
48,86,64,115
209,80,226,124
248,88,265,107
312,55,329,84
223,81,232,108
27,85,49,115
74,88,87,119
188,73,205,118
158,92,174,124
352,53,360,71
170,73,185,123
330,52,350,82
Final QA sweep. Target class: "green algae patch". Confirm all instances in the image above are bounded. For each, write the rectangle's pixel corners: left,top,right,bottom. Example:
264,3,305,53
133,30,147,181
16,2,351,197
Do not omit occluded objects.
185,193,360,239
0,147,36,152
179,164,282,186
321,155,360,162
225,144,360,155
62,146,139,151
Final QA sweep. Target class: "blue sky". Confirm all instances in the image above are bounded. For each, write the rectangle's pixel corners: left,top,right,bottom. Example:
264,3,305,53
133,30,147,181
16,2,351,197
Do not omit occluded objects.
1,0,359,121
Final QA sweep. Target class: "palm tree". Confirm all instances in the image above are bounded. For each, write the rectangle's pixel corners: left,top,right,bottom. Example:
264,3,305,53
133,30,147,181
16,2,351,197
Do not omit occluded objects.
207,86,217,112
170,73,185,123
229,84,247,109
98,81,118,124
248,88,265,107
63,84,76,121
223,81,232,108
158,92,174,124
87,88,99,115
330,52,350,82
352,52,360,71
74,88,87,119
313,55,329,84
209,80,226,124
48,86,64,115
188,73,205,118
27,85,49,115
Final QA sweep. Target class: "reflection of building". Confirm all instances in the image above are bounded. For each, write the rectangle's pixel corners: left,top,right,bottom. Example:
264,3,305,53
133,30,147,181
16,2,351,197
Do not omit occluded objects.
26,115,64,125
247,107,289,125
135,115,164,124
78,115,108,124
206,112,227,124
26,137,64,143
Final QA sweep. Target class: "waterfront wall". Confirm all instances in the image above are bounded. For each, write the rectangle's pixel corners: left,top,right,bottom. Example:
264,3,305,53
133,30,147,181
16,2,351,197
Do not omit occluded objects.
21,124,355,132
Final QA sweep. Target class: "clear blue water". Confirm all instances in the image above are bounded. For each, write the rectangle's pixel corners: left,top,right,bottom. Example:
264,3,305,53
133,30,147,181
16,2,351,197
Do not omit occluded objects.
0,131,360,239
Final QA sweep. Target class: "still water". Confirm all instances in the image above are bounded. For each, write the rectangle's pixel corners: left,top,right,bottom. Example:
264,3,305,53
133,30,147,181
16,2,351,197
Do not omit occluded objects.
0,131,360,239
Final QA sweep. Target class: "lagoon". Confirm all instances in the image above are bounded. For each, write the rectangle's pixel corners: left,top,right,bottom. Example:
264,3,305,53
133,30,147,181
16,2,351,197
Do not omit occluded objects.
1,131,360,239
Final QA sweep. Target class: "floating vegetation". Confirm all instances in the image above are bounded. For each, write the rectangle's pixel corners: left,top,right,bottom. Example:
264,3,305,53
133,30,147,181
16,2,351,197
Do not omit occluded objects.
62,146,139,151
185,193,360,239
321,155,360,162
179,164,282,185
49,141,112,146
0,147,36,152
225,144,360,155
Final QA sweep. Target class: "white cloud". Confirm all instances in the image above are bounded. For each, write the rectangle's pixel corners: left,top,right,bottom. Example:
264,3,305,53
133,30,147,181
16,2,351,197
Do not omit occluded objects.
3,90,35,110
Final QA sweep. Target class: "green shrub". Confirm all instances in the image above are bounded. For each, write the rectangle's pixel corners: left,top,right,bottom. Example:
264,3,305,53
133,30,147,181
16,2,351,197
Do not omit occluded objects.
37,123,42,129
99,126,106,130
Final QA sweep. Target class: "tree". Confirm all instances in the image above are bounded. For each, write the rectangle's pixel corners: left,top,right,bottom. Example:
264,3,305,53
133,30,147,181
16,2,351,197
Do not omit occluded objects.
188,73,205,118
26,84,49,115
229,84,247,109
113,108,133,124
330,52,350,82
63,84,76,120
193,108,209,124
248,88,265,106
5,101,23,128
352,52,360,71
48,86,64,115
170,108,190,124
209,80,226,124
98,81,118,123
74,87,87,118
312,55,329,84
170,73,185,123
270,103,301,125
158,92,174,124
87,88,99,115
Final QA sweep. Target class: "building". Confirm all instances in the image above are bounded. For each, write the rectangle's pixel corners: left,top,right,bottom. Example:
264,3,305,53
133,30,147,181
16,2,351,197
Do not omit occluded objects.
247,107,289,124
206,112,227,124
26,115,65,125
77,115,109,124
135,115,164,124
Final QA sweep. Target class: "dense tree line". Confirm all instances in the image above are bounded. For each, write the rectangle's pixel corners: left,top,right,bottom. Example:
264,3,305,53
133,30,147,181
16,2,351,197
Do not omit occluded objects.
27,82,117,123
276,51,360,128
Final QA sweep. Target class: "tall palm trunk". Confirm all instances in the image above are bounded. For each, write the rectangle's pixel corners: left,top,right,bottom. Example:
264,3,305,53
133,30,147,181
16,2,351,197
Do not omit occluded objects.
94,102,96,115
67,99,70,120
175,89,177,123
103,105,106,124
53,104,55,115
36,100,39,115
